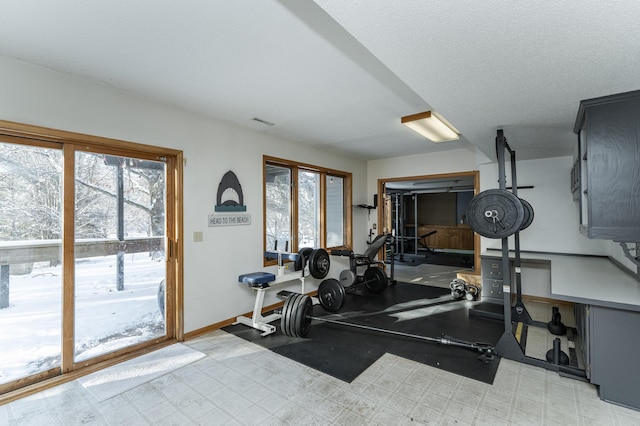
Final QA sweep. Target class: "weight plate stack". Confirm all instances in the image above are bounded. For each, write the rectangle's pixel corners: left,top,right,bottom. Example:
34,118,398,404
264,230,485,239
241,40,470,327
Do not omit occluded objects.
281,293,313,338
466,189,525,239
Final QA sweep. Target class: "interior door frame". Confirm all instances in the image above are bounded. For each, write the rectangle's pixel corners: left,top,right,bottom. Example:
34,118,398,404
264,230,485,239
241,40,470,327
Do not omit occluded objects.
377,170,480,273
0,119,184,402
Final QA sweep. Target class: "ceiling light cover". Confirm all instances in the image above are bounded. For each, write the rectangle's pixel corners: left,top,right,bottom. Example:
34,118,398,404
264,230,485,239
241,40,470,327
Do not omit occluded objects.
401,111,460,142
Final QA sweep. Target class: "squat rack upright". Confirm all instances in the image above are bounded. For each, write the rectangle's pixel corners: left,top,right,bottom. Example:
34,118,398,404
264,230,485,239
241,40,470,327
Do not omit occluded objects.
489,129,585,379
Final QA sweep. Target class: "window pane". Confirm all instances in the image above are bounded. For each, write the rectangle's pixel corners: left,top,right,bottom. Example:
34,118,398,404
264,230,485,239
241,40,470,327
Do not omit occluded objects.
326,175,345,247
0,142,62,385
74,152,166,362
265,164,291,251
298,171,320,248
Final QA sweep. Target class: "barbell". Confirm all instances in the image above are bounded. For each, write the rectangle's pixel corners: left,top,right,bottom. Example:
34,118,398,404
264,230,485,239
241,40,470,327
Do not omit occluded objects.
318,266,388,313
281,293,496,359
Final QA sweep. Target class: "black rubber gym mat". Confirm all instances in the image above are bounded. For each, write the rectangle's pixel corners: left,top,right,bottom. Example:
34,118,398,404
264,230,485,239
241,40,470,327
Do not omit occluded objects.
224,282,504,384
395,251,473,268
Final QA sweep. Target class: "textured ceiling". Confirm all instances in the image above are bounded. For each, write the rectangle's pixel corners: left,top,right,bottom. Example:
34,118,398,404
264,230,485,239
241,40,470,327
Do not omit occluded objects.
0,1,638,161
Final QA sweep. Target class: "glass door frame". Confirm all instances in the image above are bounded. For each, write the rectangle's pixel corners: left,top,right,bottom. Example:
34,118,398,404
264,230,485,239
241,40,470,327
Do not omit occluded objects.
0,119,183,400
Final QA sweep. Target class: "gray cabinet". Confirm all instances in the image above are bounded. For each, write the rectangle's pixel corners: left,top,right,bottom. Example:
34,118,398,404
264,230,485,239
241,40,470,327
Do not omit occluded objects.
574,303,640,410
573,90,640,241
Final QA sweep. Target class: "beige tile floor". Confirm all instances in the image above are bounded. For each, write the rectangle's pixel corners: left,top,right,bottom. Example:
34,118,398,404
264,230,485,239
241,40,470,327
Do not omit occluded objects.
3,329,640,425
2,264,639,425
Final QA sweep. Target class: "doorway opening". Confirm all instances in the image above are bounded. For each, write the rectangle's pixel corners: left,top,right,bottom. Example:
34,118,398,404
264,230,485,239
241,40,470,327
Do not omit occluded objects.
377,171,479,287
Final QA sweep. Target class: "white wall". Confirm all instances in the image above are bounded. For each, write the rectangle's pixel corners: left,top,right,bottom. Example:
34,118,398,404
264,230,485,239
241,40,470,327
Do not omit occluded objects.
0,57,368,333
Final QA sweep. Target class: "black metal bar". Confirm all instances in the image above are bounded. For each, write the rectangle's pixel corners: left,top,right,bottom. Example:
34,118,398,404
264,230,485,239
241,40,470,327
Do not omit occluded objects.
399,191,405,261
508,137,532,323
496,130,513,333
387,235,396,285
309,315,495,355
496,130,507,191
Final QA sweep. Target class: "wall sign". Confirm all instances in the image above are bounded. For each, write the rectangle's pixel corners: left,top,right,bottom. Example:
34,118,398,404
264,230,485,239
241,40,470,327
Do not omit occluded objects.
209,170,251,227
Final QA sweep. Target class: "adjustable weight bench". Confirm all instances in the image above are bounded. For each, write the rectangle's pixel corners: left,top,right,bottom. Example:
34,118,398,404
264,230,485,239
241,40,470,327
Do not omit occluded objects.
329,233,389,295
234,271,280,336
233,250,318,336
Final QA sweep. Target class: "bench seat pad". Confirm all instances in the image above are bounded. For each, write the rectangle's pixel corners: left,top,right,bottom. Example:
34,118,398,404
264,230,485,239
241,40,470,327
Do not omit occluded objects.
239,272,276,288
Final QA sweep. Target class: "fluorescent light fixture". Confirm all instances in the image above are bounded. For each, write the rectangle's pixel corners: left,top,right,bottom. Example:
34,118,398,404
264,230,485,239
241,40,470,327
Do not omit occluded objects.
401,111,460,142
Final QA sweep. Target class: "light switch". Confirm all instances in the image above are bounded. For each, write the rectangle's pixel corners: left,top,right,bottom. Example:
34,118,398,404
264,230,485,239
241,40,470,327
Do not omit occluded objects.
193,231,203,242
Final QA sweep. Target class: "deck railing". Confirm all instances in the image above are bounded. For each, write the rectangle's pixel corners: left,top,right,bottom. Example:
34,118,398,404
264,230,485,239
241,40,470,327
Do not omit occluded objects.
0,237,164,309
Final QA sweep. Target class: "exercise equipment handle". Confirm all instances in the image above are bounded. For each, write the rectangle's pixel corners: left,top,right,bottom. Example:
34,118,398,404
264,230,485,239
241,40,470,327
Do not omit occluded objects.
330,249,353,257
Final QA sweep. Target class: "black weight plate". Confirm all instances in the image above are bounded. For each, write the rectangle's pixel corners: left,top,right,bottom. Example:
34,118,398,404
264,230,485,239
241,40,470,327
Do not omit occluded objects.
294,295,313,338
288,293,302,337
281,293,294,337
339,269,356,287
363,267,388,293
519,198,534,231
309,248,330,279
291,293,305,337
466,189,525,239
280,293,292,336
281,293,300,337
318,278,346,313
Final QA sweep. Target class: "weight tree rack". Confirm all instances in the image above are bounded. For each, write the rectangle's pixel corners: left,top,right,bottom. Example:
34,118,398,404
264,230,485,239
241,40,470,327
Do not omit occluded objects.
487,129,586,379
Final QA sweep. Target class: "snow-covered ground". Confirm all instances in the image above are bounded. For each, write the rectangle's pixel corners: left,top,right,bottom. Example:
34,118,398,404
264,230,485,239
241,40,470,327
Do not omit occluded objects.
0,253,164,385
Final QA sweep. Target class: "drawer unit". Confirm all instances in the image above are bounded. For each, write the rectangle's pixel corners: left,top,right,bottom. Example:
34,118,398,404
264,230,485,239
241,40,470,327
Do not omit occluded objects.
482,278,503,301
481,256,505,303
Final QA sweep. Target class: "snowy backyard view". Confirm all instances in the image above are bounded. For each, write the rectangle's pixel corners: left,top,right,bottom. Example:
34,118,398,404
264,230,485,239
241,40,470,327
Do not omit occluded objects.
0,252,164,385
0,142,168,388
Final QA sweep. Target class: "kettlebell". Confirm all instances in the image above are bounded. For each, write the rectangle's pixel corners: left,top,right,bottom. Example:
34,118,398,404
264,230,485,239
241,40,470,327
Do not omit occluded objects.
450,279,467,300
464,285,479,301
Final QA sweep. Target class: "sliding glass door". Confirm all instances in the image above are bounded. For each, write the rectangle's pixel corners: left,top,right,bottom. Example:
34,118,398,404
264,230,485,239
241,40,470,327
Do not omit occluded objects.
0,142,63,386
0,122,181,397
74,152,167,362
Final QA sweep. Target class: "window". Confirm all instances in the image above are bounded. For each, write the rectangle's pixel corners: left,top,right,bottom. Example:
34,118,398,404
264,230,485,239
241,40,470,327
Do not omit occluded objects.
264,156,351,261
326,175,345,247
264,164,291,251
